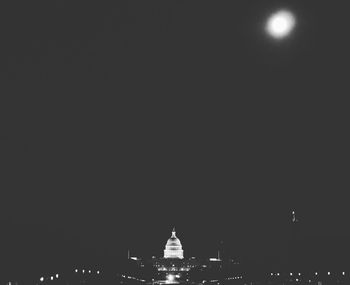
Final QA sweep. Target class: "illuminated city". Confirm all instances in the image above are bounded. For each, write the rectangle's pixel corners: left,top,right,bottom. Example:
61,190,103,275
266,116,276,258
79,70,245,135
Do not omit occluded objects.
3,220,349,285
125,227,241,283
2,1,349,285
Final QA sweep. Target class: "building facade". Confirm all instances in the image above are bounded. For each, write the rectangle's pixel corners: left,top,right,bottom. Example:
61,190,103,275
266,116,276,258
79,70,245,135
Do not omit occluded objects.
127,228,241,283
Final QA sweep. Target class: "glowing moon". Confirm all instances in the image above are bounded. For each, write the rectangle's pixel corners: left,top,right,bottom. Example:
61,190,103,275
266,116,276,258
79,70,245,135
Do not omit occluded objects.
265,10,296,39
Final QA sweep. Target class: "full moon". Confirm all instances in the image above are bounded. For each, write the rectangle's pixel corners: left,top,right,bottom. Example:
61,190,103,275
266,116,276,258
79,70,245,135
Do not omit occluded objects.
265,10,296,39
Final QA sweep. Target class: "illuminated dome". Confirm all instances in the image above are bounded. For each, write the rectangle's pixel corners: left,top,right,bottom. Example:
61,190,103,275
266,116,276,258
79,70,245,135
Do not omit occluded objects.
164,228,184,259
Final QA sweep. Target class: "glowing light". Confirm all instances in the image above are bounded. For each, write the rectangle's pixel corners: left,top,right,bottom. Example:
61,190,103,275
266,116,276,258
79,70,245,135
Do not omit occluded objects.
56,274,59,278
88,270,91,273
82,270,85,273
167,274,175,283
342,272,345,275
265,9,296,39
290,273,293,276
328,272,331,275
97,271,100,274
40,277,44,282
75,269,78,273
50,276,54,281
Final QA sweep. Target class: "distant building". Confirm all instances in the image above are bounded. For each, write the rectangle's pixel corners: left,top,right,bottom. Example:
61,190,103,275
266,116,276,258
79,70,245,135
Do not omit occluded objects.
163,228,184,259
126,227,241,283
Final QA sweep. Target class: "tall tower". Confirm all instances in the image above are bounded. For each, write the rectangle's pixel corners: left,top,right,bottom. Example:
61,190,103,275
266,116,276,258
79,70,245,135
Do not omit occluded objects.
292,210,298,223
217,240,224,261
288,210,300,271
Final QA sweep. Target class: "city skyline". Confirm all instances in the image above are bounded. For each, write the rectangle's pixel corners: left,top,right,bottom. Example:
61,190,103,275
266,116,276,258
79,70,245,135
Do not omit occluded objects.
2,0,350,281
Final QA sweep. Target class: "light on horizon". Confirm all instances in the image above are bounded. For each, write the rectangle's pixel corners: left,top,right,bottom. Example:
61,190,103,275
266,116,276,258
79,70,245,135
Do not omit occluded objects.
166,274,175,283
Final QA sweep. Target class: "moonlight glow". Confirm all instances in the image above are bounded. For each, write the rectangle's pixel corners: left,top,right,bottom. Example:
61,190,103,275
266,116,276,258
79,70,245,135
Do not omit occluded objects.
265,10,296,39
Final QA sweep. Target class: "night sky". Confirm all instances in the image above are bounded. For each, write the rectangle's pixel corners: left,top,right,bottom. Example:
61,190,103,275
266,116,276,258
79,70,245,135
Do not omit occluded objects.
1,0,350,274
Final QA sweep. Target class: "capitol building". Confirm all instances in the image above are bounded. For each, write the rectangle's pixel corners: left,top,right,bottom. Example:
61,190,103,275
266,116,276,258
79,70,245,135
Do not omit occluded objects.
163,228,184,259
127,227,240,283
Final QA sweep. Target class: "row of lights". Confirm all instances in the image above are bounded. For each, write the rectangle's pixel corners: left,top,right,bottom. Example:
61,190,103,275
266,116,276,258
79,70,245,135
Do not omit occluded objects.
121,274,145,282
226,276,243,280
270,271,346,277
39,274,59,282
40,268,101,282
75,269,100,274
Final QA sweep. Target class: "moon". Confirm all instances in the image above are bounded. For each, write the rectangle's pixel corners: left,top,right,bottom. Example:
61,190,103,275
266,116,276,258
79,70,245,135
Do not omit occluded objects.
265,9,296,39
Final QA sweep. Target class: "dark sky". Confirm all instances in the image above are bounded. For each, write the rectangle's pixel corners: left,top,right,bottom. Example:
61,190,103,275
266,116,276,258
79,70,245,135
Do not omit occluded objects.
1,0,350,272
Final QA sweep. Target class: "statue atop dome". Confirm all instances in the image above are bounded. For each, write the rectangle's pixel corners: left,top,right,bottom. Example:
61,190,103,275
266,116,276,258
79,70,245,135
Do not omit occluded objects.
164,227,184,259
